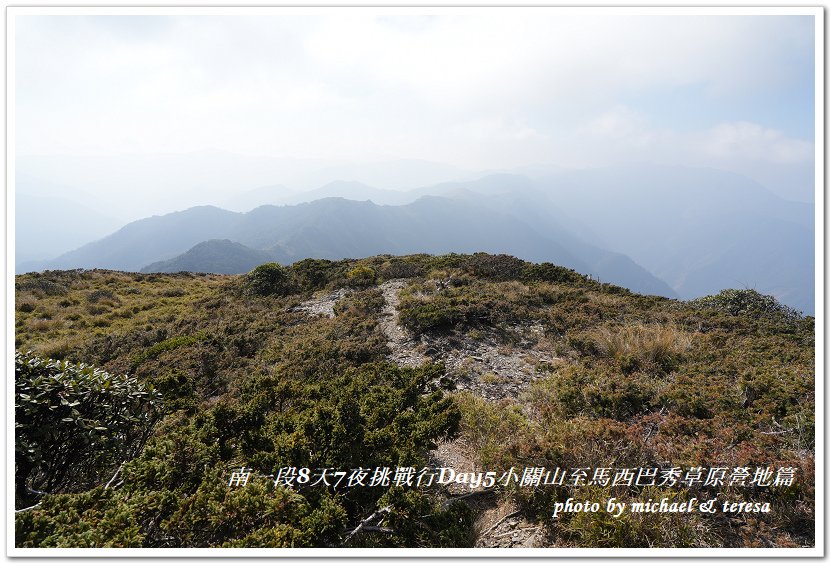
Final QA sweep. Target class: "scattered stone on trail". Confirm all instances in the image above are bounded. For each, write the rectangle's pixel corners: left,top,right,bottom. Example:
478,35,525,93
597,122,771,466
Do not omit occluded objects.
378,279,430,367
474,499,546,548
377,279,555,547
291,288,350,318
378,279,558,400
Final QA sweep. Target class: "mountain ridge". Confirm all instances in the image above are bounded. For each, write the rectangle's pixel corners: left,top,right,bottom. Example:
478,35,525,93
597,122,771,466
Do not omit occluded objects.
32,195,678,298
19,164,813,311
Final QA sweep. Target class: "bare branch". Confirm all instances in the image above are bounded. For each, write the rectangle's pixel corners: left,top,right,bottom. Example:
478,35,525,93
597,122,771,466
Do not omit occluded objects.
480,509,522,539
440,488,494,509
105,462,125,489
342,506,392,545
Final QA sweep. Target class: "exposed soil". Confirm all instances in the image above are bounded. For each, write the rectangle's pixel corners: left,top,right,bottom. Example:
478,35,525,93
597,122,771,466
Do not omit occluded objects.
291,288,351,318
293,280,560,547
378,280,430,367
376,279,559,547
378,279,559,400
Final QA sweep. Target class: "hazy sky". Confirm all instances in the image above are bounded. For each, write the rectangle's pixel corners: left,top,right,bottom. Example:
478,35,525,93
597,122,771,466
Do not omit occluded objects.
14,11,817,201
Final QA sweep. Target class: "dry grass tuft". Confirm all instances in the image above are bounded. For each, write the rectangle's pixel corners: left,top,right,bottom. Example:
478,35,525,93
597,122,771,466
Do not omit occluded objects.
591,323,692,372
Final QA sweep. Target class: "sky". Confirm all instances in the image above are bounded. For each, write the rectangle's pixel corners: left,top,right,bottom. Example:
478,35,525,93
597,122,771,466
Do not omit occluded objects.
14,10,817,204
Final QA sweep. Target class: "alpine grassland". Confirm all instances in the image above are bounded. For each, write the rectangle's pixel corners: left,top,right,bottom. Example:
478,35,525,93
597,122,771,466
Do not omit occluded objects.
15,254,814,548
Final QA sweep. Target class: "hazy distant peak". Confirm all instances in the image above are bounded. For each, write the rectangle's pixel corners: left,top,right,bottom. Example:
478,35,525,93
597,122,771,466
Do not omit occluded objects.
222,184,293,212
412,172,537,199
318,179,378,191
290,180,410,206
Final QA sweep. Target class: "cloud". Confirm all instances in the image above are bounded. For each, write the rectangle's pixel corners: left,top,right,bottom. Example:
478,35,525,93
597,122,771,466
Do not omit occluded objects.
13,11,815,199
699,121,814,164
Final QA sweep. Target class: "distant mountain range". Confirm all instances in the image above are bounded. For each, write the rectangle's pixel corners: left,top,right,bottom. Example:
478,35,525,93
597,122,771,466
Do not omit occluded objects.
539,165,814,315
35,195,677,298
19,164,814,313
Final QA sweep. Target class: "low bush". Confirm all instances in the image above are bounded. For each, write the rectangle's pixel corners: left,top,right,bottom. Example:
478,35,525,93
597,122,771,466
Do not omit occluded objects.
15,351,162,505
244,263,294,296
345,266,376,288
693,289,801,320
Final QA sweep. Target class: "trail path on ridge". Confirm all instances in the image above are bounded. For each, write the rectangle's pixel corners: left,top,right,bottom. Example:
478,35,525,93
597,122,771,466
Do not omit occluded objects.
378,280,429,367
376,278,549,547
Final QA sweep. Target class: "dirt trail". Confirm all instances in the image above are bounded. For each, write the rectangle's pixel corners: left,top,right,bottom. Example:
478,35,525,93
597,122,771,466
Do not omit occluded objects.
292,288,350,318
379,278,554,399
474,499,546,548
376,278,552,547
378,280,429,367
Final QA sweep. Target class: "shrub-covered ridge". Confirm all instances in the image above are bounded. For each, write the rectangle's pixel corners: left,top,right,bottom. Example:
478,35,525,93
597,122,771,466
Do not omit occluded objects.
15,254,814,548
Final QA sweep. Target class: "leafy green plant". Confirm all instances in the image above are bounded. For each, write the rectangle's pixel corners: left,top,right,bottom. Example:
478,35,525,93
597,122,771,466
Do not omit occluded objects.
522,262,583,284
15,351,162,506
462,253,526,281
290,258,339,291
527,364,658,421
359,488,474,547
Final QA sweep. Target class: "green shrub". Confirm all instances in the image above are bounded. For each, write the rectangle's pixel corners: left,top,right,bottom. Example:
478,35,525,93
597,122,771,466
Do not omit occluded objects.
397,278,539,335
130,332,208,369
160,287,186,297
378,258,425,280
290,258,338,291
18,302,35,313
560,487,709,547
463,253,526,281
241,362,461,472
244,263,294,296
15,487,143,547
522,262,583,284
16,277,69,296
528,365,658,421
360,488,474,547
693,289,801,320
15,351,162,505
398,301,460,333
87,290,116,303
345,265,376,287
454,392,532,469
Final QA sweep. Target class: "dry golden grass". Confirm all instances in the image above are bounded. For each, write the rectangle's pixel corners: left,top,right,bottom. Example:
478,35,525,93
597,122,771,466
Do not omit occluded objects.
15,270,229,353
591,323,693,369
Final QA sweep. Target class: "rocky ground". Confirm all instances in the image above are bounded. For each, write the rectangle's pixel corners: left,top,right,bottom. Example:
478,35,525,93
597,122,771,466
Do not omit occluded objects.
295,279,556,547
296,279,559,399
377,280,430,367
377,279,554,547
291,288,351,318
377,279,558,400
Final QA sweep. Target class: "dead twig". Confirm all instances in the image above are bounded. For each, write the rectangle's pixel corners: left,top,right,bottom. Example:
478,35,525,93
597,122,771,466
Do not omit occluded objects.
105,462,125,489
480,509,522,538
492,525,540,539
360,526,395,534
343,506,392,545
